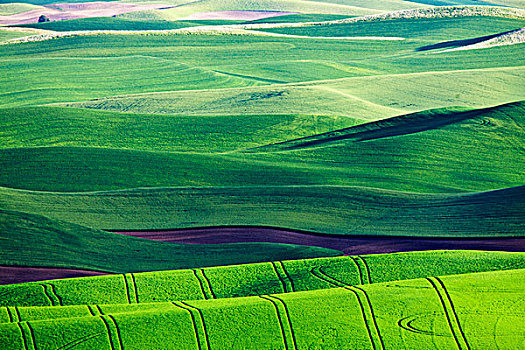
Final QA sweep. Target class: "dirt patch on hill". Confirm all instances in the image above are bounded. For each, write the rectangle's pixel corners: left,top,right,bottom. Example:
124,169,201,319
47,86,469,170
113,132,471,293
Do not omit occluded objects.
113,227,525,255
0,2,172,26
0,266,108,285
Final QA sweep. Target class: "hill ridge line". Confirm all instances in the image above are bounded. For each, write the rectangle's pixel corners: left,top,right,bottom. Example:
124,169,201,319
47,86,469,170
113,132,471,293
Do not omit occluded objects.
243,102,519,152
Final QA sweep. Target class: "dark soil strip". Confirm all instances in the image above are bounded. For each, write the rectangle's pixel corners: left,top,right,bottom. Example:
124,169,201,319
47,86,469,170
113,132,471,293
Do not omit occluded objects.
112,227,525,255
0,266,108,285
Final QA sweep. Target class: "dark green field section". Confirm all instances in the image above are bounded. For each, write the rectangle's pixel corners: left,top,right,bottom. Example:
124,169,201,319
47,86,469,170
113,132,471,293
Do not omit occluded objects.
0,107,359,152
247,102,522,151
0,102,523,193
1,251,523,307
0,210,340,273
259,16,525,40
1,185,524,236
0,268,522,349
249,13,353,23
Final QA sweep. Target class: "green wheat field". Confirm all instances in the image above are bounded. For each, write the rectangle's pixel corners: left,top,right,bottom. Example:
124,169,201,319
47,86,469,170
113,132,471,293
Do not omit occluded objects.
0,0,524,348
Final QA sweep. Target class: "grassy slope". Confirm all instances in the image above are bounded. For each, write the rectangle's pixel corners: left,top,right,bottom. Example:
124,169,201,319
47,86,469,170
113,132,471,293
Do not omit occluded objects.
67,66,525,119
0,268,522,349
124,0,386,20
0,251,523,307
1,15,524,108
261,16,525,39
17,17,245,31
0,102,522,193
0,3,42,15
0,210,340,272
0,107,360,152
1,185,523,236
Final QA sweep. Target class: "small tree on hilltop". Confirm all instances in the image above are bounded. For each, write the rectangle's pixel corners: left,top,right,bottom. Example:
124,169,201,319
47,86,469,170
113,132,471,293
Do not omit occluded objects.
38,15,50,23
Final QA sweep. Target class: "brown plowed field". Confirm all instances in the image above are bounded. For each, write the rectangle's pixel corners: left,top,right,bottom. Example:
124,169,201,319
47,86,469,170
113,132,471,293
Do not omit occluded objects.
114,226,525,255
0,266,108,285
0,2,172,25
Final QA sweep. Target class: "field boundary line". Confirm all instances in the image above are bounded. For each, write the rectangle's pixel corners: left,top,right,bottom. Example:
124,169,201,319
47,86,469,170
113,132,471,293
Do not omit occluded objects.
56,65,525,105
193,270,214,300
100,315,120,350
426,277,470,350
348,257,365,285
173,301,211,350
271,261,294,293
312,267,384,350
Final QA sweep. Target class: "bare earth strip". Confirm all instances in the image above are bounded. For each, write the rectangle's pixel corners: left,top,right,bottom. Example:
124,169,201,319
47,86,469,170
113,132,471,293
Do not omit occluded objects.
0,2,174,26
0,266,108,285
113,227,525,255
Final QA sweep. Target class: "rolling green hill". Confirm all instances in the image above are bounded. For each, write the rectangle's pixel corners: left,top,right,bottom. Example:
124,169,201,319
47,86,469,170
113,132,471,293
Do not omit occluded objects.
1,185,523,235
2,12,524,109
0,107,359,152
1,102,522,193
0,267,522,349
67,66,525,118
1,1,524,347
0,209,340,273
1,250,523,307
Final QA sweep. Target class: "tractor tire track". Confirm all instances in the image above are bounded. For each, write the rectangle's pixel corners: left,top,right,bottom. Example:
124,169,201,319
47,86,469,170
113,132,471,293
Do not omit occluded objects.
193,270,214,300
122,275,132,304
56,332,103,350
100,315,121,350
348,257,365,285
6,306,16,322
130,273,139,303
426,277,470,350
199,269,216,299
172,301,210,350
123,274,138,304
312,267,384,350
107,315,124,350
271,261,294,293
17,321,36,350
259,295,294,350
357,256,372,284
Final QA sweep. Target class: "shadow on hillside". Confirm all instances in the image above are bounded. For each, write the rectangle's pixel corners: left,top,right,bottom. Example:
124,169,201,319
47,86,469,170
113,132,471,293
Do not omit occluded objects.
416,29,516,51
